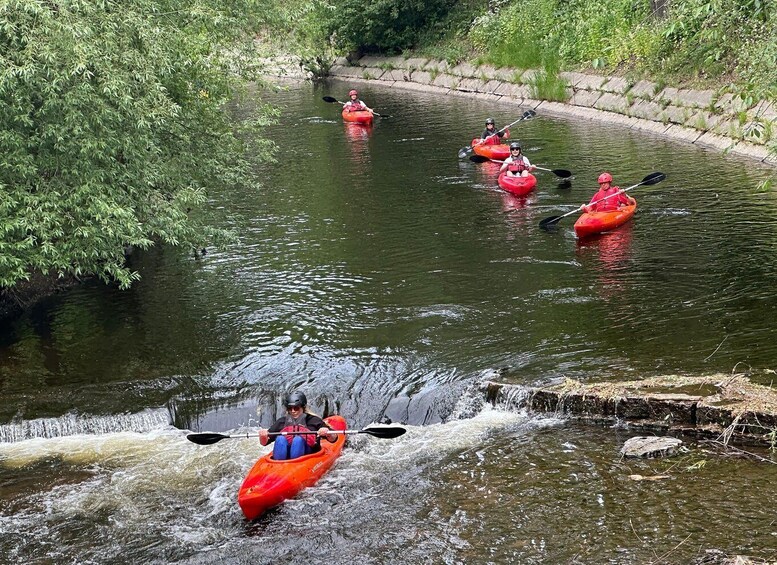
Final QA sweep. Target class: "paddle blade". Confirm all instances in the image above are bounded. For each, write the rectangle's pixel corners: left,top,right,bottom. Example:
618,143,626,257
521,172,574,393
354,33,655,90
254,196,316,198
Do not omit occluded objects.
539,216,564,230
360,426,406,439
458,146,473,159
552,169,573,178
322,96,338,103
186,432,231,445
524,110,537,119
469,155,490,163
641,171,666,185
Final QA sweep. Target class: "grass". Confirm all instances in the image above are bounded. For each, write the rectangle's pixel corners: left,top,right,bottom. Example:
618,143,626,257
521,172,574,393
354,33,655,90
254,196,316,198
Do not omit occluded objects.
414,39,472,67
526,69,570,102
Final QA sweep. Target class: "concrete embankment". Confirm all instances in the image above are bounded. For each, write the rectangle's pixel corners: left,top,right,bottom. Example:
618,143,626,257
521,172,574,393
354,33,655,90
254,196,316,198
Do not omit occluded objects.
320,55,777,167
484,374,777,447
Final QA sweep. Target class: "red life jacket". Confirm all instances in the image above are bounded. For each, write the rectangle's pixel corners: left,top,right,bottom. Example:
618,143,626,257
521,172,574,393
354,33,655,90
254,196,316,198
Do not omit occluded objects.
507,156,527,173
590,186,624,212
280,415,318,447
344,100,366,113
280,424,318,447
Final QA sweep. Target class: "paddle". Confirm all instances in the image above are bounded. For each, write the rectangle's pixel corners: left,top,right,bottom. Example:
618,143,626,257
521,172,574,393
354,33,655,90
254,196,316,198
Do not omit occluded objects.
469,155,572,178
186,425,407,445
538,172,666,230
458,110,537,159
322,96,386,117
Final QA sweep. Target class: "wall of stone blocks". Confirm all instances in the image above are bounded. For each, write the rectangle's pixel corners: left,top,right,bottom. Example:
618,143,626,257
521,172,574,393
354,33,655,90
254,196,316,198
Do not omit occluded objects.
325,56,776,166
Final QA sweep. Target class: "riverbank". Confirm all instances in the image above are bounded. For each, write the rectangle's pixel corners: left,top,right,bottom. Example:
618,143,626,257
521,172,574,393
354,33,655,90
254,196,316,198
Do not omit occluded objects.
296,55,777,167
0,272,79,321
329,55,776,165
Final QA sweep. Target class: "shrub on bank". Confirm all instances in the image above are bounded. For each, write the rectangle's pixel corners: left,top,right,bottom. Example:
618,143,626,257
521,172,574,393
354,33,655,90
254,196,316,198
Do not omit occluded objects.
265,0,776,102
0,0,277,291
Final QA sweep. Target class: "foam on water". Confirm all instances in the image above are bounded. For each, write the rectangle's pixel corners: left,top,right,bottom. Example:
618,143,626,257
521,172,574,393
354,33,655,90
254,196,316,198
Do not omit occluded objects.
0,406,564,563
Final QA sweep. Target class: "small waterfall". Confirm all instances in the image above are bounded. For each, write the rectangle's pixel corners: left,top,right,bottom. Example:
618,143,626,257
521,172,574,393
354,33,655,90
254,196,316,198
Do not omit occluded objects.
446,382,487,421
446,371,532,421
488,382,532,413
0,409,171,443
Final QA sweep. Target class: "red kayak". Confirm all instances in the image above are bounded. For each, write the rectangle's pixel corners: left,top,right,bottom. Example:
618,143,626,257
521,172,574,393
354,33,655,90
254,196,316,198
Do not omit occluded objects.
342,109,373,124
237,415,347,520
497,172,537,197
574,198,637,238
471,138,510,160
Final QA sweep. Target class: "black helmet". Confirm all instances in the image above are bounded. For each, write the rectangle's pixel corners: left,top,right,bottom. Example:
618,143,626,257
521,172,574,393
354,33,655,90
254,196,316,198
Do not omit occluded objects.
509,142,521,150
485,117,495,125
284,391,307,408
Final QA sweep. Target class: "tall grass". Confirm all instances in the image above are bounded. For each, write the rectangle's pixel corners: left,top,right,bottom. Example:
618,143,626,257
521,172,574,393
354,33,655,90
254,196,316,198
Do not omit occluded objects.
463,0,777,100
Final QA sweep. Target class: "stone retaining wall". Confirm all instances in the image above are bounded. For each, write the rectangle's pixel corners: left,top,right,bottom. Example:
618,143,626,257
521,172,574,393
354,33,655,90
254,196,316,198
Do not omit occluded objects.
326,55,777,166
483,375,777,447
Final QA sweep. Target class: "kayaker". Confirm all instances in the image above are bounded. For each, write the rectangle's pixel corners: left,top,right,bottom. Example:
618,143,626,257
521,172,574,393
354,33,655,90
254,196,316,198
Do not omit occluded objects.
342,89,373,114
583,173,632,212
499,142,535,177
480,117,509,145
259,392,338,460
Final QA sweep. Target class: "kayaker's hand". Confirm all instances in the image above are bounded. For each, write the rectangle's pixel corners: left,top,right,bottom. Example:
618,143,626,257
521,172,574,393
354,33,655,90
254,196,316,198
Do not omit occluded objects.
582,205,591,213
259,429,269,446
318,427,337,442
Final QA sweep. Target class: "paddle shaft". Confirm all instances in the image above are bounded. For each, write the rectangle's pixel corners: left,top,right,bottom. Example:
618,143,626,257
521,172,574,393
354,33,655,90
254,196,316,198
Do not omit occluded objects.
538,172,665,229
459,111,536,158
323,96,382,117
221,429,368,438
186,424,406,445
572,182,643,216
475,112,533,146
534,166,571,177
469,155,571,178
543,186,634,224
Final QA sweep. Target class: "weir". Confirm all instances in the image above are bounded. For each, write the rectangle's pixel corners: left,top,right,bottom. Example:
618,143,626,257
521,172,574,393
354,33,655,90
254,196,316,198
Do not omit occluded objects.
0,409,171,443
482,373,777,447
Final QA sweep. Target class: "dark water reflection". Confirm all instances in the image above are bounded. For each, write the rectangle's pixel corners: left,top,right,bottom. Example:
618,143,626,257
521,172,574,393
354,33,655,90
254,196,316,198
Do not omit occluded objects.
1,78,777,563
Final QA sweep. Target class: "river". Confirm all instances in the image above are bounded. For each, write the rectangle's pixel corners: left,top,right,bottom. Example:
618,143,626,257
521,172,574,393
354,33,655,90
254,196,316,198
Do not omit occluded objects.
1,78,776,563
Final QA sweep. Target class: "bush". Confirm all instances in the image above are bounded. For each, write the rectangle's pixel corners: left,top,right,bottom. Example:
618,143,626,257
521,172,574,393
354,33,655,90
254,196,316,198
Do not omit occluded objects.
0,0,276,289
326,0,460,53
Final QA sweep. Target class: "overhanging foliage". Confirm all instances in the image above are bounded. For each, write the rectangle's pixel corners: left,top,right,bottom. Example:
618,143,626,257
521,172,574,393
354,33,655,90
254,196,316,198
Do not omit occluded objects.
0,0,277,289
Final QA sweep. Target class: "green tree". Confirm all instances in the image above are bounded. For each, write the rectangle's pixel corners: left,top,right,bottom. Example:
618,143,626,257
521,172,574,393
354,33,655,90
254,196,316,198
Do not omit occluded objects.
0,0,276,290
327,0,460,53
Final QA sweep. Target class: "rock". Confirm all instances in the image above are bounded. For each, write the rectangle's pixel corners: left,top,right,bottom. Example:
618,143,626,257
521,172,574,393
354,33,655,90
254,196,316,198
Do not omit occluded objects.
621,436,683,458
628,474,671,481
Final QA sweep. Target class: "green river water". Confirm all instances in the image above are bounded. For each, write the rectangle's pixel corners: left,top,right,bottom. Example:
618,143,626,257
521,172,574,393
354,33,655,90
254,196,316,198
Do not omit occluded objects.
1,78,776,564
